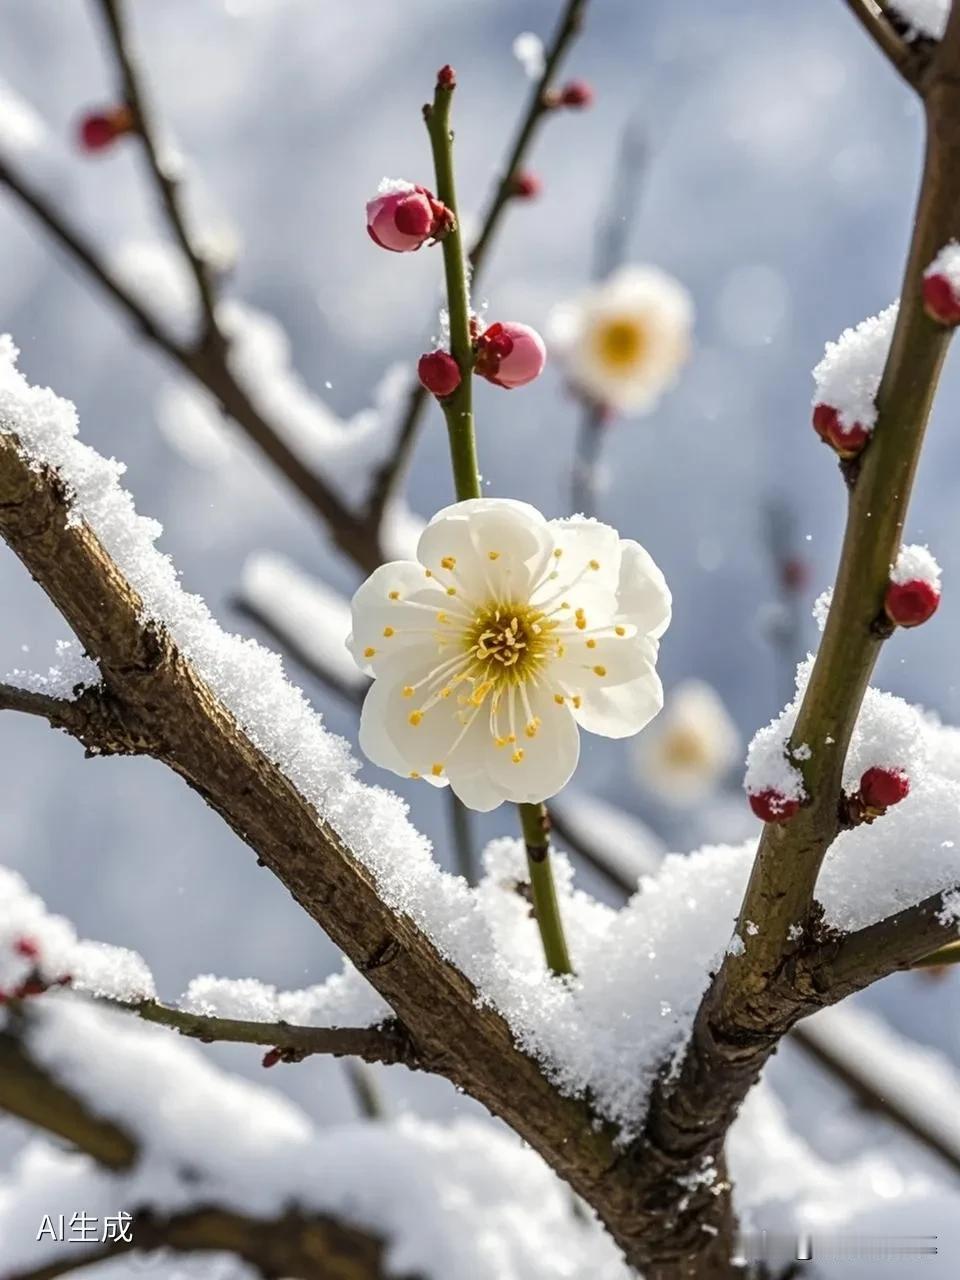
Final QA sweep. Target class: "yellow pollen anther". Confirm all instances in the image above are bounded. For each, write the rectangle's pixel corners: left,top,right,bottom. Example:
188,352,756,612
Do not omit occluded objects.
409,771,420,779
431,763,444,777
524,718,541,738
383,626,395,638
402,685,415,698
575,610,587,630
573,695,582,709
446,587,457,596
425,569,432,577
441,556,456,570
408,711,423,726
388,590,400,600
553,548,563,559
586,638,597,649
554,694,565,705
363,646,376,658
589,559,600,570
512,749,525,764
495,736,510,748
488,550,500,560
593,665,607,677
441,686,452,698
615,625,626,636
470,681,494,706
436,612,448,623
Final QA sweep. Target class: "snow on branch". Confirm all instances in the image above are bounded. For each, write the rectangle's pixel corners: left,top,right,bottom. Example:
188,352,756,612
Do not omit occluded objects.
0,997,628,1280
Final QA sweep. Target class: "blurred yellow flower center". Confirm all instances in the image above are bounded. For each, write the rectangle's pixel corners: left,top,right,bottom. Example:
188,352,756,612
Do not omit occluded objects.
660,726,711,770
593,316,649,372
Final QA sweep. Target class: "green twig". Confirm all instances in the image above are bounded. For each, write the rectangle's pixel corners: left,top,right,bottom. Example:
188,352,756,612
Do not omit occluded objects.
423,70,480,503
520,802,573,976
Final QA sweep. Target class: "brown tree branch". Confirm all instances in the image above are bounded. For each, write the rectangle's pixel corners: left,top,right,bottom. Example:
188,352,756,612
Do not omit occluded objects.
0,428,649,1265
120,997,421,1067
0,680,152,757
841,0,930,91
0,157,382,571
362,0,592,523
94,0,220,338
0,1017,394,1280
789,1015,960,1180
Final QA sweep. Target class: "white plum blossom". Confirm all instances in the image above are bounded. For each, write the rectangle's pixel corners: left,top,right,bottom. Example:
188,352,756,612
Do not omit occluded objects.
548,265,693,414
635,678,740,804
348,498,671,811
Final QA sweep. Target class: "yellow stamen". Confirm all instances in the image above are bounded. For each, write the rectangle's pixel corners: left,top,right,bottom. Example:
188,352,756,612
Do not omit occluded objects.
402,685,415,698
573,695,582,709
524,718,541,738
553,548,563,559
408,711,423,726
425,569,432,577
593,665,607,677
446,587,457,596
554,694,564,705
488,550,500,560
388,590,400,600
512,749,524,764
363,646,376,658
431,762,444,777
441,556,456,570
586,638,597,649
589,559,600,570
437,612,449,623
409,771,420,779
383,626,395,638
575,609,587,631
615,625,626,636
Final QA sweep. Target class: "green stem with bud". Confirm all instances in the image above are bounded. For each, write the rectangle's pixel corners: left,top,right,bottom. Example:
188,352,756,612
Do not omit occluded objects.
520,802,573,976
424,70,572,975
424,70,480,504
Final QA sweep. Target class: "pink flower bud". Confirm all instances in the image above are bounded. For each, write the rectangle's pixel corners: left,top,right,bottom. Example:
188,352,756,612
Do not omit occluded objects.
13,937,39,960
366,185,452,253
559,79,595,109
418,350,462,398
923,272,960,326
748,789,800,823
77,105,135,152
859,765,909,811
884,578,940,628
511,171,542,200
475,321,547,389
811,403,868,458
437,65,457,89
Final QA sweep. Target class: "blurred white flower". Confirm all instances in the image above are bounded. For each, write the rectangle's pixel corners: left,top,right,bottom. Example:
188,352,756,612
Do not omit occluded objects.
349,498,671,812
548,266,693,414
634,678,739,805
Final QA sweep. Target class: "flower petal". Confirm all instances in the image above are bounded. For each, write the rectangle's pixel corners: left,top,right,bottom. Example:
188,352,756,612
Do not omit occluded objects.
573,666,663,739
348,561,450,675
616,539,671,640
476,683,580,804
418,498,554,603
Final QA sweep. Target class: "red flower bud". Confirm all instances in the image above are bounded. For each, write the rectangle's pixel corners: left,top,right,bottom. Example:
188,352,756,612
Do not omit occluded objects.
13,937,39,960
77,105,135,153
475,321,546,389
262,1048,282,1068
511,171,542,200
811,402,868,457
366,185,453,253
923,272,960,327
748,789,800,823
418,350,462,398
559,79,594,109
884,578,940,628
859,765,910,811
437,65,457,89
